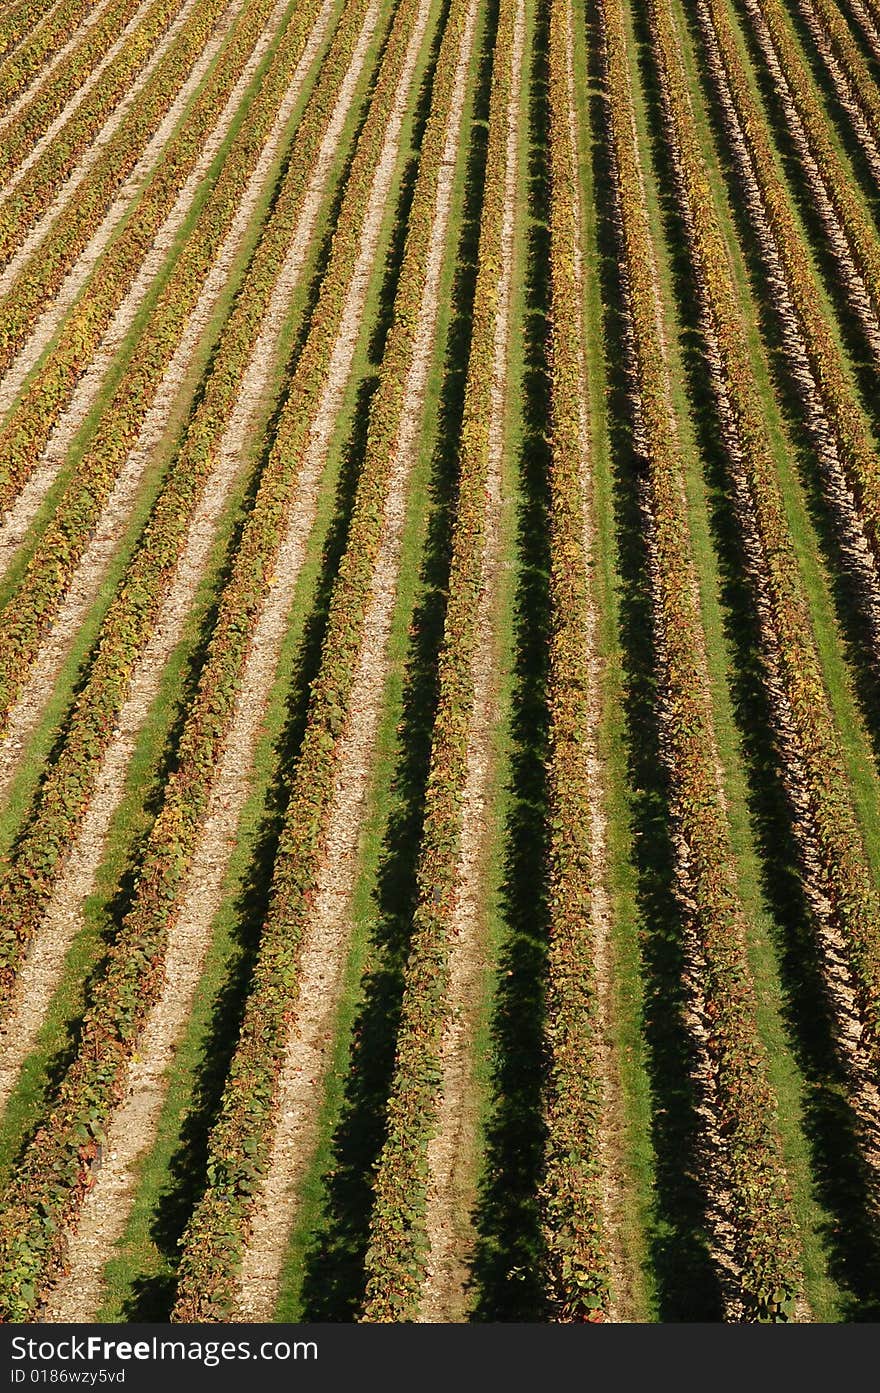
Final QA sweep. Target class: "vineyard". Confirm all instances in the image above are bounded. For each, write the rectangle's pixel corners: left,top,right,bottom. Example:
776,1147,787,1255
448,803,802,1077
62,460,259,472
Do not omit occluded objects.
0,0,880,1325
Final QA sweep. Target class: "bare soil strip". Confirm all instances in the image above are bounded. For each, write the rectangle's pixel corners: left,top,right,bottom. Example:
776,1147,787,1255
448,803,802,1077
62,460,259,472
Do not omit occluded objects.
417,0,524,1323
0,0,366,1118
0,0,338,802
0,0,128,135
0,0,173,198
0,0,225,297
235,0,479,1324
41,0,430,1321
0,1,88,95
0,0,66,66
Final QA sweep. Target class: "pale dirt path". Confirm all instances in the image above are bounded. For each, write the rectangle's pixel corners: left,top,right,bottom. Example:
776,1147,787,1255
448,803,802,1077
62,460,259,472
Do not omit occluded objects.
42,0,431,1322
0,0,171,193
0,0,292,464
559,0,628,1323
418,0,525,1324
0,0,127,134
0,0,367,1120
0,0,338,804
236,0,480,1323
0,0,231,294
0,0,83,83
0,0,65,49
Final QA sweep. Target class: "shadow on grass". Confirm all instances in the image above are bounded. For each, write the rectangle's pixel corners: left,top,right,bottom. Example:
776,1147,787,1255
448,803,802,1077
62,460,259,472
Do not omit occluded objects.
733,0,880,217
673,6,880,774
720,0,880,440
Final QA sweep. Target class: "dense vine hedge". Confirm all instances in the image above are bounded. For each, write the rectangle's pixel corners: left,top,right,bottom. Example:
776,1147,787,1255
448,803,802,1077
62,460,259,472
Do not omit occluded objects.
0,0,336,736
743,0,880,333
539,0,611,1324
0,0,96,103
672,0,880,1120
0,0,151,177
0,0,225,349
800,0,880,150
699,0,880,580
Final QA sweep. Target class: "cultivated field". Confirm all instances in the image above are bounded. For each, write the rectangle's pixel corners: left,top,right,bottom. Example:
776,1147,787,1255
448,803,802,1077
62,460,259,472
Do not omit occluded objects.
0,0,879,1324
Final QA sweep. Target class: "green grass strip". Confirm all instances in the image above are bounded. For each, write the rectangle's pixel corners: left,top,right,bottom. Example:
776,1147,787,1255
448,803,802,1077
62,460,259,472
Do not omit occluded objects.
0,0,227,362
0,0,335,742
601,0,801,1320
696,0,880,584
741,0,880,328
806,0,880,148
661,0,880,1155
0,0,284,510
